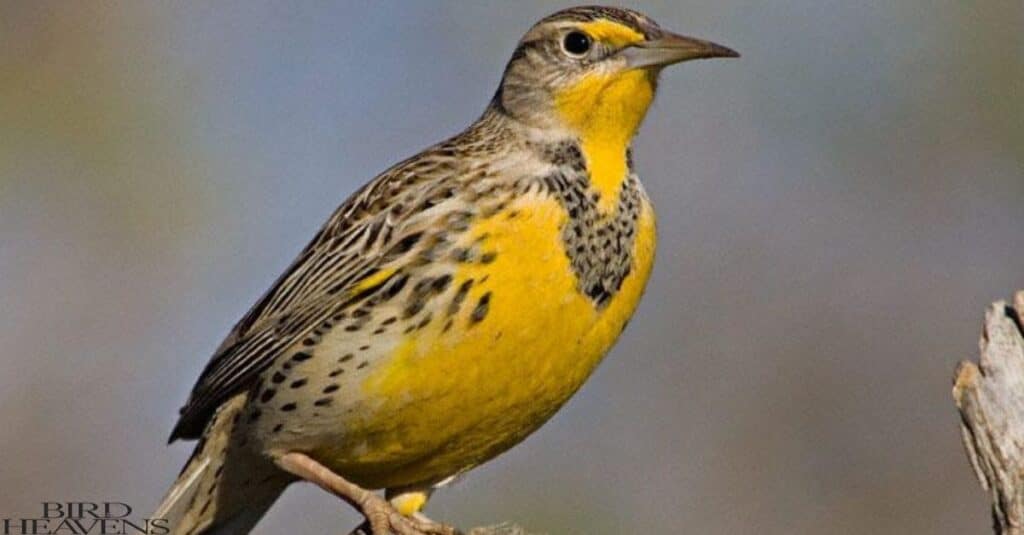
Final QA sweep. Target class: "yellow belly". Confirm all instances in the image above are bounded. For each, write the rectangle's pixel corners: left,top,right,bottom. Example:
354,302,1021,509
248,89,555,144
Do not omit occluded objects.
317,192,656,488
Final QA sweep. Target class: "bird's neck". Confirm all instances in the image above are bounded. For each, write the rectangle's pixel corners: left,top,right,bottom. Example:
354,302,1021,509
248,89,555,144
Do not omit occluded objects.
555,69,655,213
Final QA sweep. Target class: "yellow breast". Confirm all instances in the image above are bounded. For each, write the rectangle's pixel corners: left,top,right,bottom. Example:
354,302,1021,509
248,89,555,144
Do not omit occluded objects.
328,190,656,488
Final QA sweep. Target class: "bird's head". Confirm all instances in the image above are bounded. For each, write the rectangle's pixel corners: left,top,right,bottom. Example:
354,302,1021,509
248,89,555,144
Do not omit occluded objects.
493,6,738,140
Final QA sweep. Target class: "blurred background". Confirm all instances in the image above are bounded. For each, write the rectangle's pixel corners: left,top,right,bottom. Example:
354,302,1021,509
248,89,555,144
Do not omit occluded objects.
1,1,1021,533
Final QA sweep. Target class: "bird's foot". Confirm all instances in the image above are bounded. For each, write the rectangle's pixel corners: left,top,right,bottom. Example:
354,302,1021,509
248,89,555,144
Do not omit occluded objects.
356,508,459,535
275,452,458,535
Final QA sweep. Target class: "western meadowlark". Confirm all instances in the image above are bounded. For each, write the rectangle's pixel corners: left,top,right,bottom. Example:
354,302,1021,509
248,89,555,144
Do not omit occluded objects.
156,6,736,535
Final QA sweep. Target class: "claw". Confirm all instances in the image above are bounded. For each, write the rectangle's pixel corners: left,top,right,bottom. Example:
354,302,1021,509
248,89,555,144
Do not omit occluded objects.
362,500,457,535
275,453,459,535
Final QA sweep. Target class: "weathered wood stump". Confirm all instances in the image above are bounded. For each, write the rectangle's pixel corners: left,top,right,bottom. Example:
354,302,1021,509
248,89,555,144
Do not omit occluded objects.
954,291,1024,534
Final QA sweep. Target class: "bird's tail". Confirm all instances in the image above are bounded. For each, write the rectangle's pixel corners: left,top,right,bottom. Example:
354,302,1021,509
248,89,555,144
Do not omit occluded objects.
154,394,291,535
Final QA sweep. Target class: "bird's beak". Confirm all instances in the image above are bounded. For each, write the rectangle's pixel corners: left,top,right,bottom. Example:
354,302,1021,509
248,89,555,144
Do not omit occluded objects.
620,31,739,69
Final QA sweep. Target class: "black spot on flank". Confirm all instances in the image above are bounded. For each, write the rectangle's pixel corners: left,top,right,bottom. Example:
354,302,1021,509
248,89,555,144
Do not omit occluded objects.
381,317,398,325
280,403,297,412
357,361,369,370
271,371,286,384
314,397,333,407
282,362,292,371
443,318,453,332
302,338,317,347
214,464,224,477
379,274,410,301
290,378,308,389
291,352,313,362
329,368,344,378
339,354,354,363
417,314,432,329
392,232,423,255
248,409,261,422
404,299,426,318
470,292,492,324
259,389,276,403
323,384,340,394
199,499,211,516
480,252,497,264
451,247,474,263
433,274,453,293
272,424,283,433
448,279,473,316
359,345,370,351
412,277,434,294
344,324,362,332
373,327,386,334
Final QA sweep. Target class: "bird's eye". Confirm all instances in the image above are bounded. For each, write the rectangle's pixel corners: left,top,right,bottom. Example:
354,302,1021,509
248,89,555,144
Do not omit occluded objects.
562,31,592,56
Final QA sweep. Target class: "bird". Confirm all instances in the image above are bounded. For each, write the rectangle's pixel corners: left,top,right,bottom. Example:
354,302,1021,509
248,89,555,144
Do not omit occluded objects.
155,6,737,535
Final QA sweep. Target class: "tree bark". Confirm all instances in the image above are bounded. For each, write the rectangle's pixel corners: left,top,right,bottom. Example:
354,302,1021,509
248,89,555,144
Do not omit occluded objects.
954,291,1024,534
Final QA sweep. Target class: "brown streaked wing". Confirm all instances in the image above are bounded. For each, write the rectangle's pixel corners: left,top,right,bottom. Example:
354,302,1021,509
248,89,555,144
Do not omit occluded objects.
169,150,460,442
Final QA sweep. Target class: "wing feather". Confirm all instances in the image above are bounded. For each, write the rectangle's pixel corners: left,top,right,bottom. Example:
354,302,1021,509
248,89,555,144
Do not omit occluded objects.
169,131,491,441
172,189,419,440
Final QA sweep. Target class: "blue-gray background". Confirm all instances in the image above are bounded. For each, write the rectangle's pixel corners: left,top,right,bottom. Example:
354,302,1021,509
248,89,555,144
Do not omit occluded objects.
2,2,1021,533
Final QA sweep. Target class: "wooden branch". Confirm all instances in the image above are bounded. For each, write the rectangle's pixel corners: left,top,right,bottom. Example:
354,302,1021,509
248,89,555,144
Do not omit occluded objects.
954,291,1024,534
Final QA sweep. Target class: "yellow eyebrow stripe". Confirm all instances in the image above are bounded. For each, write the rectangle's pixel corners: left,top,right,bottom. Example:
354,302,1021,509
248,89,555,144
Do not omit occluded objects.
576,20,645,47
